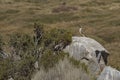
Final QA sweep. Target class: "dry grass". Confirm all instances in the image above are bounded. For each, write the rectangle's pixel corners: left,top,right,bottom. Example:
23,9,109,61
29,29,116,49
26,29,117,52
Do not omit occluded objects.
0,0,120,70
105,42,120,70
32,58,91,80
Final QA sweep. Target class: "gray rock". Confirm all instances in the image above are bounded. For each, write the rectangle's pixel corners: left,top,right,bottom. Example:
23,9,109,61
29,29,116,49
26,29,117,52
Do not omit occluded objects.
64,36,109,74
97,66,120,80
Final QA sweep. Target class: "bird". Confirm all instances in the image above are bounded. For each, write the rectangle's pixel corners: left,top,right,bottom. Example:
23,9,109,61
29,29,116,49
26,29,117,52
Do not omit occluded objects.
79,25,85,37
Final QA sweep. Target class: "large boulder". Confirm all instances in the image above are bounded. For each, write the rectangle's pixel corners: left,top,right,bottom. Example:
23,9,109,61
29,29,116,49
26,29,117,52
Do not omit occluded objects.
64,36,109,74
97,66,120,80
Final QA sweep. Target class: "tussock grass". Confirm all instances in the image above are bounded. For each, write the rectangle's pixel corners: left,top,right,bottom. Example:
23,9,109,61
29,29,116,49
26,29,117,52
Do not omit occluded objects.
32,58,91,80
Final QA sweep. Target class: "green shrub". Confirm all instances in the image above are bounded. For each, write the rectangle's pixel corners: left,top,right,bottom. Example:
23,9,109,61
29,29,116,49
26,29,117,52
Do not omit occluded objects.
0,25,72,79
0,58,13,80
13,54,36,80
9,33,34,55
33,23,44,46
43,28,72,50
39,49,68,70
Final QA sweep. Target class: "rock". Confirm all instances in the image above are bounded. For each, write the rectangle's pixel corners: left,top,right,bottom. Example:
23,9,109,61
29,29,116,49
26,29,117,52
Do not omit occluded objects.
64,36,109,74
97,66,120,80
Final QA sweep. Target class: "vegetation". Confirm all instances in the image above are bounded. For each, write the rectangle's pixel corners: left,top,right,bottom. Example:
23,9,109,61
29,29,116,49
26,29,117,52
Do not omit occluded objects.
39,50,68,70
0,58,13,80
0,23,73,80
0,0,120,79
32,58,91,80
43,28,72,51
69,57,88,73
9,33,34,54
0,35,4,51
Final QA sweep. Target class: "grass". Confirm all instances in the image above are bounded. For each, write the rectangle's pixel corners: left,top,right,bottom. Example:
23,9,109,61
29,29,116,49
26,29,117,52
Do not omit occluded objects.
24,13,80,24
0,0,119,72
5,9,19,14
32,58,91,80
79,1,108,7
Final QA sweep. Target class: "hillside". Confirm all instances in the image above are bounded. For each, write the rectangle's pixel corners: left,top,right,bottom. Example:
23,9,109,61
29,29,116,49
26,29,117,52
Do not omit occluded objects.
0,0,120,78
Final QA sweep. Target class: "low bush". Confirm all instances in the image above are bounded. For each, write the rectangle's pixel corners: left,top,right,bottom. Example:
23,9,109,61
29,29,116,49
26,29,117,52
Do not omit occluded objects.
0,58,13,80
43,28,72,50
9,33,34,55
0,24,73,80
39,50,68,70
